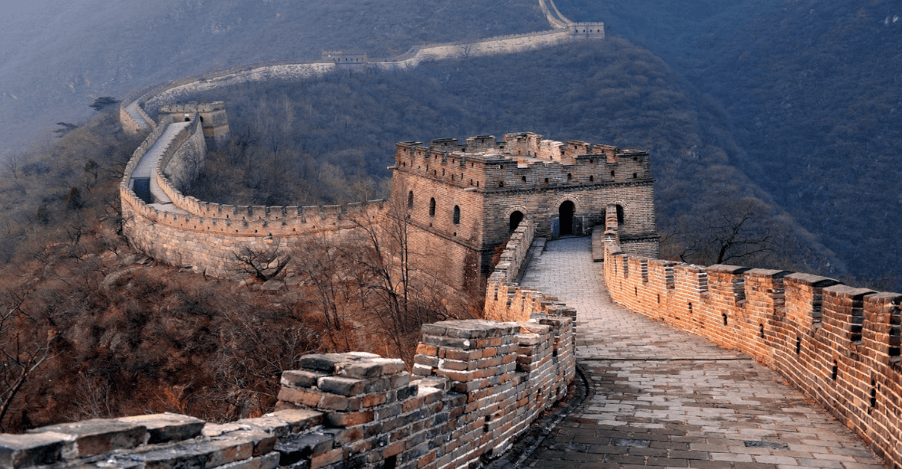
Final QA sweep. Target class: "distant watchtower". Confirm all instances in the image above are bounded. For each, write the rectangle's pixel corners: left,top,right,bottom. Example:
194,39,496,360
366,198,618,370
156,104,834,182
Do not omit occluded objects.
158,101,230,149
321,50,369,65
391,132,658,295
569,23,605,39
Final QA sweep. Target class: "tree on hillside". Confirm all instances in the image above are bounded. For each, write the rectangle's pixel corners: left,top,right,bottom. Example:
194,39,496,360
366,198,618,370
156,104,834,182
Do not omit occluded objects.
0,288,55,431
89,97,120,112
662,197,784,266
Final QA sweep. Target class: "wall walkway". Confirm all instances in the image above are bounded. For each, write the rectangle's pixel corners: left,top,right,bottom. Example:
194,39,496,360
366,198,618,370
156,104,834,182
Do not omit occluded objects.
118,0,603,134
520,237,886,469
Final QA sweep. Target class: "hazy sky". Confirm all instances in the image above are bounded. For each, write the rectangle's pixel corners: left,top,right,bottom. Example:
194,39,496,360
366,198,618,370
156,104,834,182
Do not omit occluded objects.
0,0,49,17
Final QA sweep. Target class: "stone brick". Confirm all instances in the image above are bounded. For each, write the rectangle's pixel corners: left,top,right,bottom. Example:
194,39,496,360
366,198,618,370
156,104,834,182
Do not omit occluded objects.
282,370,327,388
0,432,69,467
116,413,204,444
275,433,334,466
27,418,147,458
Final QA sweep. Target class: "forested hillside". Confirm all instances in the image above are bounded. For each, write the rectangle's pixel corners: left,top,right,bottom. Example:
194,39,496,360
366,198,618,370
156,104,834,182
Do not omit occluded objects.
0,0,547,156
180,40,840,274
3,0,899,283
556,0,902,285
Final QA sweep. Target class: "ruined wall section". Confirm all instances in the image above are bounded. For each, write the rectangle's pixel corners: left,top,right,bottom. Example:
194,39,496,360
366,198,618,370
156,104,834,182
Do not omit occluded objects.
602,218,901,468
0,319,575,469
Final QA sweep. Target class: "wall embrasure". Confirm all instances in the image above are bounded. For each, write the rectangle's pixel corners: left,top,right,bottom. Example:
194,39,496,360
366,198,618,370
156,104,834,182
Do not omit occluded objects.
602,209,901,468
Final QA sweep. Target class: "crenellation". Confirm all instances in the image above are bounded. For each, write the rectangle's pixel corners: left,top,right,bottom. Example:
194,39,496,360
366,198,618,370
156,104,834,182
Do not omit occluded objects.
392,132,658,294
603,217,901,469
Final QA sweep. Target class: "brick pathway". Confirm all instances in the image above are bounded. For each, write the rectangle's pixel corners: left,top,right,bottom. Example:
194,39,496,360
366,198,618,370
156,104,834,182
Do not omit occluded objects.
519,237,884,469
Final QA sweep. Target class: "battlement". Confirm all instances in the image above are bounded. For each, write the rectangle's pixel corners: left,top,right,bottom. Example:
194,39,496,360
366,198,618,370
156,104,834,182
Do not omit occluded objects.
394,133,650,193
159,101,226,114
602,212,902,468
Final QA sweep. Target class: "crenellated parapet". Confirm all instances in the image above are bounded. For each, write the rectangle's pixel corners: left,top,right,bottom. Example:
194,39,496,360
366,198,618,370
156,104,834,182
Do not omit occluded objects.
0,318,575,469
119,111,388,278
601,208,902,468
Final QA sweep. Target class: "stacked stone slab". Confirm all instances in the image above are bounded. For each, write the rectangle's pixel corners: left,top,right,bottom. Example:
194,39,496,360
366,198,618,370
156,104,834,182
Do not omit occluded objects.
0,411,322,469
275,352,448,469
0,317,577,468
412,318,574,467
602,217,902,468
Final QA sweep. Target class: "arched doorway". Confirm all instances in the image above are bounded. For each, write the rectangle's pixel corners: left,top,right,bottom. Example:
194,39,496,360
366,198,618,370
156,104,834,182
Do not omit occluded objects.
559,201,575,236
509,211,524,231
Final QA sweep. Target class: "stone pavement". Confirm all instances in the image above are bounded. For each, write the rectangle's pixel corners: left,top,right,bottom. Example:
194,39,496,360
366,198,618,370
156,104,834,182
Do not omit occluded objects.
518,237,884,469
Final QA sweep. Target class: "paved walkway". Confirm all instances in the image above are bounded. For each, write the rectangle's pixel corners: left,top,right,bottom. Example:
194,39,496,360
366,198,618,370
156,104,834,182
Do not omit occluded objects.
519,237,884,469
131,121,190,213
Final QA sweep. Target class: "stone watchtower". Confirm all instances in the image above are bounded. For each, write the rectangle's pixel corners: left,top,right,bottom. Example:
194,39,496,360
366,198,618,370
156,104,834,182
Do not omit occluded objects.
157,101,230,149
391,132,658,295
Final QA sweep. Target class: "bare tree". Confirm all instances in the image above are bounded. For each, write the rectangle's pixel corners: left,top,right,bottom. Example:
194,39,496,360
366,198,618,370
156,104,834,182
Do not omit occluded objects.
291,235,354,352
212,307,317,420
233,246,291,282
664,197,783,266
343,194,465,360
0,289,54,430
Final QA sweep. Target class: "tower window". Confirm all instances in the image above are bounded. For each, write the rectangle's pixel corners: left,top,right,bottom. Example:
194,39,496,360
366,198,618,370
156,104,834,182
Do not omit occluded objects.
429,198,436,217
453,206,460,225
407,191,414,209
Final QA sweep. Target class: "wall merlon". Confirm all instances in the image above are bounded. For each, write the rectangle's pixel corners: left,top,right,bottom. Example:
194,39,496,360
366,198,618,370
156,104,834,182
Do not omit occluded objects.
603,221,901,469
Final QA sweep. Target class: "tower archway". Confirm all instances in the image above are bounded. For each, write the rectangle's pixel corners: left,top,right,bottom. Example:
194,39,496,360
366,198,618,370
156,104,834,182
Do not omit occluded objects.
559,201,575,236
509,211,524,231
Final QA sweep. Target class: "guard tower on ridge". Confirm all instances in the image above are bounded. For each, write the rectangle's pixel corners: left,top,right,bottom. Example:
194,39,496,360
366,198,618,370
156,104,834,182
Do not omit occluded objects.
391,132,658,295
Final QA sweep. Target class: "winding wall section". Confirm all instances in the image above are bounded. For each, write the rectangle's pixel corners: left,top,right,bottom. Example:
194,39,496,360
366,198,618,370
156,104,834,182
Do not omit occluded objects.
120,113,388,277
118,0,603,134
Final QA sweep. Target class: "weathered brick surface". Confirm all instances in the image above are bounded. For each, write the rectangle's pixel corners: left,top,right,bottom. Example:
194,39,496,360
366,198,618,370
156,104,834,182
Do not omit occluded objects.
602,216,902,469
0,316,575,469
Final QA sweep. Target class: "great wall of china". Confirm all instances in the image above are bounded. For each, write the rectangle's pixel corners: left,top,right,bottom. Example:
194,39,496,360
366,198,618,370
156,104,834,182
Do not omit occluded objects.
0,1,900,468
115,0,606,287
0,221,580,469
601,208,902,468
118,0,602,135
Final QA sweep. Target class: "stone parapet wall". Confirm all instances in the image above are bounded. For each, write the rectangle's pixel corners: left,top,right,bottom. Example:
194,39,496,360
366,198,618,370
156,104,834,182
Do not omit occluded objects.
484,219,577,322
489,221,536,284
120,115,388,277
0,319,575,469
602,222,901,468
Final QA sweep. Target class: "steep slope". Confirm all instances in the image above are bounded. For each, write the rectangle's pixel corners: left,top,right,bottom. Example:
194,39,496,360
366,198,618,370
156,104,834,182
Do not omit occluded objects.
180,40,843,272
0,0,548,156
555,0,902,284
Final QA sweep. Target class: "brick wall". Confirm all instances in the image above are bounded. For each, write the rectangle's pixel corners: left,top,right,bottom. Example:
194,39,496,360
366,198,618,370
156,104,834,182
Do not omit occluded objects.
392,136,659,295
602,221,901,468
483,219,577,323
0,319,575,469
120,118,389,278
